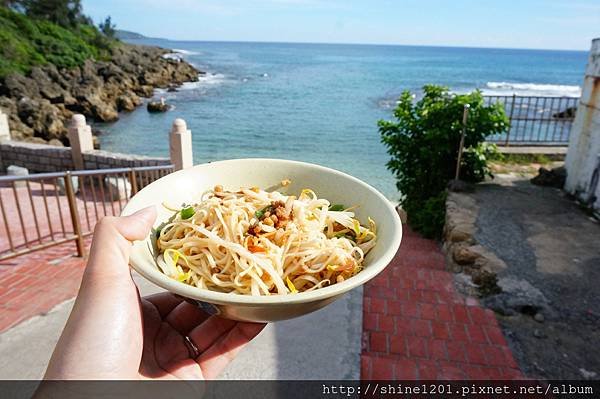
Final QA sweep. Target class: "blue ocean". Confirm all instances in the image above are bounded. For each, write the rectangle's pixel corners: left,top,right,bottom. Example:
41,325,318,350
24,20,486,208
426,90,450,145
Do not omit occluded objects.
97,40,588,199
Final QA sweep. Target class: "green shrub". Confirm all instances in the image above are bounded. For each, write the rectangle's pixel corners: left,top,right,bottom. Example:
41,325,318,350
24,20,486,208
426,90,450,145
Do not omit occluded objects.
379,85,509,238
0,6,115,78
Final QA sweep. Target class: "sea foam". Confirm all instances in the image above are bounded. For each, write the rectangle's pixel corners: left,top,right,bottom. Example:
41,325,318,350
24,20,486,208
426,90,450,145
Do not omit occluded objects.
483,82,581,97
172,48,200,55
180,73,227,90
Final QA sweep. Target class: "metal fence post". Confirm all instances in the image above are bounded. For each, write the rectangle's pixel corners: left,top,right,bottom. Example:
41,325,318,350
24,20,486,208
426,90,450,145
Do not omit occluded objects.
455,104,470,180
505,94,516,146
129,168,138,195
65,171,85,257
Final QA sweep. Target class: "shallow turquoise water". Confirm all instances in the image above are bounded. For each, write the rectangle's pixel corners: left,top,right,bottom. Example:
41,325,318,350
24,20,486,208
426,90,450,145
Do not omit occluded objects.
98,40,587,199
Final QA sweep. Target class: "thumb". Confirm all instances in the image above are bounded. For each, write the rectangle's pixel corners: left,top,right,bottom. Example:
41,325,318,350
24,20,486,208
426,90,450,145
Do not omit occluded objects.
115,206,158,241
85,206,157,281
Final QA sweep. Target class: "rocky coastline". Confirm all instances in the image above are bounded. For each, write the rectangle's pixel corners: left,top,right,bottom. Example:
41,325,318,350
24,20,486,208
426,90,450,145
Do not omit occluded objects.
0,43,201,146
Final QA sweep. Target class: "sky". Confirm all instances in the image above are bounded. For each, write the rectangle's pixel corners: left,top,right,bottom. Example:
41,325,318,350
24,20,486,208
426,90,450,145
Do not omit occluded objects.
82,0,600,50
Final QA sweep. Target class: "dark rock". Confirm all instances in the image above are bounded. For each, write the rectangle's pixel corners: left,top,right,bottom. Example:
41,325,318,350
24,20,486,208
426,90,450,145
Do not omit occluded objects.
3,74,40,98
0,42,200,143
147,99,170,113
534,313,545,323
30,67,73,104
472,270,501,296
136,85,155,97
116,93,141,112
17,97,65,140
553,107,576,119
483,277,552,317
531,167,567,188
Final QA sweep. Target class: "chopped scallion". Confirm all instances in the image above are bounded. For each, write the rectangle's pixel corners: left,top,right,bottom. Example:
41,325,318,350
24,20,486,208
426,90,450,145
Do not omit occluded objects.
180,206,195,219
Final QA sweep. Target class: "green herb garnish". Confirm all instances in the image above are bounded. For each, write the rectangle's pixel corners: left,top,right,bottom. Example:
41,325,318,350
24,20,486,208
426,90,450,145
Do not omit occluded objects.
329,204,345,211
255,205,273,219
180,206,195,219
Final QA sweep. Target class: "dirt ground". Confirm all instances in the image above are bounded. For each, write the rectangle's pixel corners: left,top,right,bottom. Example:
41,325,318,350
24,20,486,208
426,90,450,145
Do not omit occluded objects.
469,173,600,380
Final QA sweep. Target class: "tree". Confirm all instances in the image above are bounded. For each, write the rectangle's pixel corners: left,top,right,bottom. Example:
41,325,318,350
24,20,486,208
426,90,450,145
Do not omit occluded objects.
22,0,84,27
379,85,509,238
98,15,115,37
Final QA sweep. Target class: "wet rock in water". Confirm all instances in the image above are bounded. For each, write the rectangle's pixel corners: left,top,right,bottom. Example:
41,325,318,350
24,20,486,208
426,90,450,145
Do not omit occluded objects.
147,98,170,113
531,166,566,188
483,276,552,316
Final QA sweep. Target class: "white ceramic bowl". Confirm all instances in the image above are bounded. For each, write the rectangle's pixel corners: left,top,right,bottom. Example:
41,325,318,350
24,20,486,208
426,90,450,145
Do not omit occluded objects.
123,158,402,322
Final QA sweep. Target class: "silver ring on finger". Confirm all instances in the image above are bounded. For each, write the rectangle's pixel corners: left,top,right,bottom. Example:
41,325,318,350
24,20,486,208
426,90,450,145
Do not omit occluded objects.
184,335,201,358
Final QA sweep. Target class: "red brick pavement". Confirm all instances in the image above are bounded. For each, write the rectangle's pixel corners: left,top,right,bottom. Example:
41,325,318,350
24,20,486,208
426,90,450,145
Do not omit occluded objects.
0,181,128,333
0,238,91,333
361,225,524,380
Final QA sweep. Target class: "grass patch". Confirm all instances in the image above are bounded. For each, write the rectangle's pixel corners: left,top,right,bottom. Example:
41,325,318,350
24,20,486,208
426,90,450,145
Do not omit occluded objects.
488,152,554,165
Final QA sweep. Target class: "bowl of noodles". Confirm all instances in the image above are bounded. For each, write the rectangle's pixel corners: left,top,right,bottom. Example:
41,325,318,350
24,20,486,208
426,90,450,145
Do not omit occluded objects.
124,158,402,322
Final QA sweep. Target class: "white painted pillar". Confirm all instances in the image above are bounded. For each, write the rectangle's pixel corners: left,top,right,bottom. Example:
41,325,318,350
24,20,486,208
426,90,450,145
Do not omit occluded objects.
565,38,600,212
0,109,10,142
68,114,93,170
170,118,193,170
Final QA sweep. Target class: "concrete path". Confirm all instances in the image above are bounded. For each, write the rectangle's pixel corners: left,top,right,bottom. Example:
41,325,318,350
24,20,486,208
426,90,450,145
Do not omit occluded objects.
472,174,600,379
0,272,362,380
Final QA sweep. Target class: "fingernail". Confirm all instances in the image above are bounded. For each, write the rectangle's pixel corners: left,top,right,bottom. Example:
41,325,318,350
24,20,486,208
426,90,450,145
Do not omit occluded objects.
127,205,157,219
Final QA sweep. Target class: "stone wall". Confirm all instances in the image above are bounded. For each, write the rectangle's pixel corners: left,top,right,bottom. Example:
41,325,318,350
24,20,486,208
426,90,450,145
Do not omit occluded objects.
565,38,600,215
0,140,170,173
82,150,170,170
0,141,73,173
443,191,506,296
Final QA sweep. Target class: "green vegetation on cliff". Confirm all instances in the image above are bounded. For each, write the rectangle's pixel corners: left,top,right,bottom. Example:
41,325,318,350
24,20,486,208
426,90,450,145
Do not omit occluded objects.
0,5,114,78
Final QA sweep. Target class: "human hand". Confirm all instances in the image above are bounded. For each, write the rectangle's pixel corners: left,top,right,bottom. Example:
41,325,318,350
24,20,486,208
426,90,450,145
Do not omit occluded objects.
43,206,266,380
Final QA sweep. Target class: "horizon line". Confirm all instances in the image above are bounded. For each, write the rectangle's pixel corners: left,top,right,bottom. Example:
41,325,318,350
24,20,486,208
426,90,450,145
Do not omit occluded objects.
120,32,593,53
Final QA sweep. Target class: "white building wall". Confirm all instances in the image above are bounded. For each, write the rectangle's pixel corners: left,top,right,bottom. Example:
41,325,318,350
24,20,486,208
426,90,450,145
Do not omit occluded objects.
565,38,600,213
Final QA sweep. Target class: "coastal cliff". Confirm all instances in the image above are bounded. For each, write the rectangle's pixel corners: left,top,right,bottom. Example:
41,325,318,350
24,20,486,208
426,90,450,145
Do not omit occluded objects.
0,43,200,145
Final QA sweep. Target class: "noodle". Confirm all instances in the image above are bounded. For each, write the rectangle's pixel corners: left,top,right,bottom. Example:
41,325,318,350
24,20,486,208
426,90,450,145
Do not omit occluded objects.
155,182,377,296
